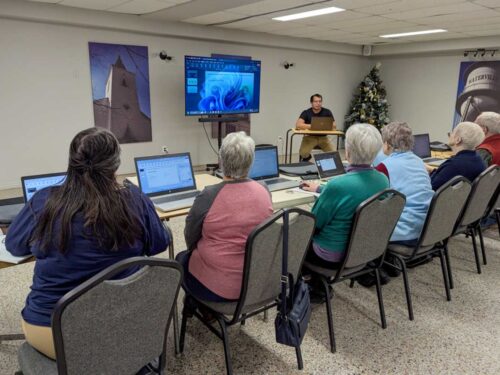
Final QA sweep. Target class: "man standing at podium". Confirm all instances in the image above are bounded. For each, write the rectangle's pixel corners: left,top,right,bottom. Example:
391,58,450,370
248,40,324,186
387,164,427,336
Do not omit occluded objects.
296,94,336,162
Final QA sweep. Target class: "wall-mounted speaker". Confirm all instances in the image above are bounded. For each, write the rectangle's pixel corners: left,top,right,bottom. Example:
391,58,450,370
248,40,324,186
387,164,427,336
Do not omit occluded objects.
362,45,372,56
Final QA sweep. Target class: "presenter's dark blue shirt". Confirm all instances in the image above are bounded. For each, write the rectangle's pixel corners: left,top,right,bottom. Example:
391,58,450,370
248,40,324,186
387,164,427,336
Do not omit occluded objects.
6,185,169,327
430,150,486,191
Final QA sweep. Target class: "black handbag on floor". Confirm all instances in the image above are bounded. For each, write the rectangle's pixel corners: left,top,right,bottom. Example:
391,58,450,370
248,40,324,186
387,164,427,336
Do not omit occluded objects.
275,210,311,347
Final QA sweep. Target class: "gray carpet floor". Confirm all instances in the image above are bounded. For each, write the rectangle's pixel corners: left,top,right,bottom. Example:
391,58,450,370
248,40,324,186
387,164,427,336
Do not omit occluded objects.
1,216,499,375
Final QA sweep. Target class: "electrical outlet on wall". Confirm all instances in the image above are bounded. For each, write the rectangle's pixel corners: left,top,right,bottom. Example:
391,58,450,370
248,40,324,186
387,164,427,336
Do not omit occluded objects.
162,146,169,154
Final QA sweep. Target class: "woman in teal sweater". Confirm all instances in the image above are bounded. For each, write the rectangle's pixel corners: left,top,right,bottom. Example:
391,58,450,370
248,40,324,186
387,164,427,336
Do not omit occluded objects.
302,123,389,267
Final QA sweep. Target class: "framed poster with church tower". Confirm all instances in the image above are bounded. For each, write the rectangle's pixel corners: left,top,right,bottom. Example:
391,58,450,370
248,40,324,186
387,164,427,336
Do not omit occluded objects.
89,42,152,143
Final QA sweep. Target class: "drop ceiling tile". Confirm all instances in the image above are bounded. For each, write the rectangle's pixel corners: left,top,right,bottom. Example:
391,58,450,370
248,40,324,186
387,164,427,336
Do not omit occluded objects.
108,0,179,14
403,31,467,41
414,11,500,27
326,15,395,29
313,30,362,40
290,10,372,26
340,20,417,33
227,0,325,16
28,0,62,3
269,1,346,19
237,19,305,32
271,25,329,36
292,26,347,37
219,17,276,29
327,0,398,10
472,0,500,7
184,11,244,25
357,0,467,16
380,2,487,20
446,20,500,32
59,0,127,10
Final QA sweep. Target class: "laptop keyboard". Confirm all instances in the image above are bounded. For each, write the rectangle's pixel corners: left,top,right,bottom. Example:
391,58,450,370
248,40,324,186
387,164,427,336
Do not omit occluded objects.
423,157,443,163
265,179,300,192
152,191,200,204
265,178,289,184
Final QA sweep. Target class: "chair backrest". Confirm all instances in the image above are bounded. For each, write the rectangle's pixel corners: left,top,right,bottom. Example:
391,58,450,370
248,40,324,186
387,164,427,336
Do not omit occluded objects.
340,189,406,274
52,257,183,375
459,165,500,227
234,208,315,319
420,176,471,247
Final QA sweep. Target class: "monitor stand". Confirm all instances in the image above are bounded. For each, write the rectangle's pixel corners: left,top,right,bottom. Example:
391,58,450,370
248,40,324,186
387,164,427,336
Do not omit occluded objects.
198,115,244,175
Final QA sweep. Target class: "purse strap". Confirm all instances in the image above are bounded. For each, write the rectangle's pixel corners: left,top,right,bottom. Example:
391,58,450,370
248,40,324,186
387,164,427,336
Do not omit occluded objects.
279,209,290,316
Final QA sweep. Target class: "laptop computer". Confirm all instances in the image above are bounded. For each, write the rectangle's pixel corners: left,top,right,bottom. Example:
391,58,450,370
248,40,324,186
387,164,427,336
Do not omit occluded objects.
134,153,200,212
413,134,446,166
21,172,67,202
313,152,346,180
310,116,334,131
249,146,300,192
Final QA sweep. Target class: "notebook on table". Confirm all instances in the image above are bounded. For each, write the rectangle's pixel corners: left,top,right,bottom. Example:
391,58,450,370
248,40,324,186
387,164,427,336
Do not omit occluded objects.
249,146,300,192
310,116,334,131
21,172,67,203
314,152,346,180
134,153,200,212
0,234,32,264
413,134,446,166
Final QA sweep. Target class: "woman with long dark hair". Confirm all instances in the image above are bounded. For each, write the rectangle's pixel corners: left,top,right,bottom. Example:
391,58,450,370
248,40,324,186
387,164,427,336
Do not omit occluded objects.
6,127,169,359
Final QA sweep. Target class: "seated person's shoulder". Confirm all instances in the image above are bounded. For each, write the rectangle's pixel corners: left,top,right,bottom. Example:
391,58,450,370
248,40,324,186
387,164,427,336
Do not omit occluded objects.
322,173,350,191
121,183,154,211
249,179,272,193
322,108,333,117
29,186,58,210
122,182,144,201
299,108,311,121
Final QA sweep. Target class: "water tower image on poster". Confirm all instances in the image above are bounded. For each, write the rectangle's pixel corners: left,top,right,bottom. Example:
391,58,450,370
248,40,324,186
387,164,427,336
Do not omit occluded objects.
453,61,500,129
89,42,152,143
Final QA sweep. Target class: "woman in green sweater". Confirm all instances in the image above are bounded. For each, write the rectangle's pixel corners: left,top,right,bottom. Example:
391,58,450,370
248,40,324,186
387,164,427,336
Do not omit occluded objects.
301,123,389,268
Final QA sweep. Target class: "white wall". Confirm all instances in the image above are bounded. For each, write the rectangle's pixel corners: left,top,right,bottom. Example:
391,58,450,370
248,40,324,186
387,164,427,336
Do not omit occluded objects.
376,54,478,142
0,12,369,189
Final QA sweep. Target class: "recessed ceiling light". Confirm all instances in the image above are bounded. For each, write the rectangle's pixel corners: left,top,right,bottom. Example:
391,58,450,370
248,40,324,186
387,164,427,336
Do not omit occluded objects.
379,29,447,38
272,6,345,22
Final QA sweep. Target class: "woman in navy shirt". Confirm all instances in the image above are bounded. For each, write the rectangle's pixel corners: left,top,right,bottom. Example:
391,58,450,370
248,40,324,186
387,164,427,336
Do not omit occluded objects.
6,128,169,359
428,122,486,190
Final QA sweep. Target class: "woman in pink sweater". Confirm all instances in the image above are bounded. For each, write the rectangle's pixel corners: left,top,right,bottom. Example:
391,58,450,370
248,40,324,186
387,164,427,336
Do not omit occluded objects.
176,132,273,301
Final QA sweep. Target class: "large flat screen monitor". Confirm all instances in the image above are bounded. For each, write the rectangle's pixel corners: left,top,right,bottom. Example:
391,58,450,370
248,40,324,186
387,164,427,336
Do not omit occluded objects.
185,55,261,116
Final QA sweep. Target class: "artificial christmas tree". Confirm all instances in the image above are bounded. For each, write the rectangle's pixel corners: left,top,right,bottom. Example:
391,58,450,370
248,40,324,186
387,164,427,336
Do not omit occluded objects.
344,62,390,131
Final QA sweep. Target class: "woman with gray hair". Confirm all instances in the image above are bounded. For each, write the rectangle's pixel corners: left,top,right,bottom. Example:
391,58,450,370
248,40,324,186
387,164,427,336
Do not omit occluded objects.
301,124,389,279
429,122,486,190
176,132,273,302
375,122,433,247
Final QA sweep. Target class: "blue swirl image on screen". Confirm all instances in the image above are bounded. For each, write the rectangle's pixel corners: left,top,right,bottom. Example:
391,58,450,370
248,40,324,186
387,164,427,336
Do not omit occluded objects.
198,71,253,112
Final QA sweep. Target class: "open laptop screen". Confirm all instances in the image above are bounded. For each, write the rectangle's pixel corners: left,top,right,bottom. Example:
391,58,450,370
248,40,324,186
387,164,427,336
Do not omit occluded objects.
413,134,432,158
21,173,66,202
135,153,196,197
314,152,345,179
248,146,279,180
